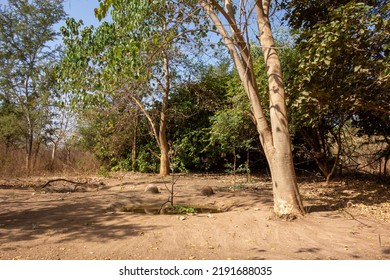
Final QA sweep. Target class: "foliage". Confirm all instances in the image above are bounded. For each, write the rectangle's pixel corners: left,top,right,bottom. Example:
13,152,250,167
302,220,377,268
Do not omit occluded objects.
173,204,198,215
283,1,389,181
136,143,160,173
168,61,231,171
0,98,22,150
210,109,252,153
207,46,267,175
61,0,215,175
281,0,389,30
47,0,390,182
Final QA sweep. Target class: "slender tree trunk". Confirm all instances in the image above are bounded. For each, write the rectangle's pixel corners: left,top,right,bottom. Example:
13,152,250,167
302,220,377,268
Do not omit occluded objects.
246,150,251,182
51,142,58,169
33,138,40,170
233,150,236,177
159,49,170,176
131,112,138,171
24,75,36,174
128,87,169,175
25,129,33,173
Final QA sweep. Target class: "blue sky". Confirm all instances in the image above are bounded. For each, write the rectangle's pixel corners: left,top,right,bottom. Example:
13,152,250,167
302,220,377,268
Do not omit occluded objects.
55,0,110,43
0,0,109,47
0,0,104,28
61,0,103,27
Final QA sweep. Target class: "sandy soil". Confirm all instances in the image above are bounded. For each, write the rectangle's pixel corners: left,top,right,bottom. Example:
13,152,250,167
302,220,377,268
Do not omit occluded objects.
0,173,389,260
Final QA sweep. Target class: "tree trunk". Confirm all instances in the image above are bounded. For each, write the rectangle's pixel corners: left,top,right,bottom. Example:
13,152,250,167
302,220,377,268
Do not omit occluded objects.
33,138,41,170
159,135,170,175
233,149,237,177
267,149,304,216
51,142,58,169
25,129,33,173
246,150,251,182
255,3,304,216
24,76,33,174
131,113,138,171
159,49,170,176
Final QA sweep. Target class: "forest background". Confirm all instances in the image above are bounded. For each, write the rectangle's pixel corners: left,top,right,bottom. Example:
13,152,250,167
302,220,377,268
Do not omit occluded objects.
0,0,389,183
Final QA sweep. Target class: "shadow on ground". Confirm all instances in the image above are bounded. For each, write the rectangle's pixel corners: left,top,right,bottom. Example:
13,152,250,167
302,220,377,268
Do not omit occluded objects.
299,174,390,214
0,199,164,244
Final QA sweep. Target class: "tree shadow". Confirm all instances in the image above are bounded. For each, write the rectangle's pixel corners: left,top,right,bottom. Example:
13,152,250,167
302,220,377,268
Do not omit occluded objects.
299,174,390,214
295,247,321,254
109,180,168,188
382,248,390,255
304,205,338,213
215,184,274,206
248,248,267,260
0,199,165,244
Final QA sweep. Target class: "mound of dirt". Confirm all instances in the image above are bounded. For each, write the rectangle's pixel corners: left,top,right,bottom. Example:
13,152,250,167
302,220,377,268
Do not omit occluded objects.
200,186,214,196
144,184,160,194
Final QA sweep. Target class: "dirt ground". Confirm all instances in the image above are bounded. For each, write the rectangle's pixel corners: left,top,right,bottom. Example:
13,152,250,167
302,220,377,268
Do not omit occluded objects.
0,173,389,260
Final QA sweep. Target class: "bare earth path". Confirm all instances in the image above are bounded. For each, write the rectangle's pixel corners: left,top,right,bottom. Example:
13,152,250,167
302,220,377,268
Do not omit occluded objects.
0,173,389,260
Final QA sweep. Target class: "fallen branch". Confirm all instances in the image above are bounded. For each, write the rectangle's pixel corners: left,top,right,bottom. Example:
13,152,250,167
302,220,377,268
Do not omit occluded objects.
39,178,88,192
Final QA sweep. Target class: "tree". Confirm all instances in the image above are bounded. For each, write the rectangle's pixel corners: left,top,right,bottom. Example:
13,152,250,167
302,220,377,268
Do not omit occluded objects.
283,1,389,182
0,0,66,172
208,49,266,177
95,0,305,217
61,1,204,176
198,1,304,216
210,108,255,176
76,95,141,172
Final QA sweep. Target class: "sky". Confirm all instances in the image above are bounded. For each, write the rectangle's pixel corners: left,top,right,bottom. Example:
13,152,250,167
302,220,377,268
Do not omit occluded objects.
61,0,104,27
0,0,105,29
0,0,223,66
0,0,110,47
54,0,110,43
0,0,289,63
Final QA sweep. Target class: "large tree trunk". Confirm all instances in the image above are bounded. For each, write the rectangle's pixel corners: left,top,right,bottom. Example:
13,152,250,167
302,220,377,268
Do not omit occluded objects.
255,3,304,216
